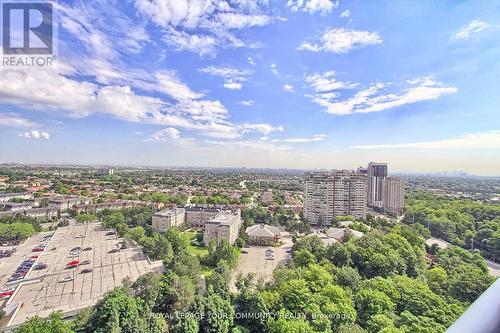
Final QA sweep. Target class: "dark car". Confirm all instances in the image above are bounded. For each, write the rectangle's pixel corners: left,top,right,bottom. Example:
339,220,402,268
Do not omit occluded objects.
105,231,115,236
70,247,82,252
34,263,48,270
81,268,93,274
80,260,91,265
83,247,92,251
108,248,120,254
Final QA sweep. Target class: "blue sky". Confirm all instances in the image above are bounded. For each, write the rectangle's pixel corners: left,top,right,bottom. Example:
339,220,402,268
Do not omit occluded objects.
0,0,499,175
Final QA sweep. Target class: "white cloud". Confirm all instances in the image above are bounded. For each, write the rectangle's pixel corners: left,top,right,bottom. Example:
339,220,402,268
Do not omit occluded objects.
223,82,243,90
287,0,339,15
199,65,253,89
240,124,284,135
0,113,37,128
248,57,256,65
452,20,490,40
283,84,295,93
299,28,382,54
305,70,357,92
237,100,255,106
199,66,253,81
134,0,274,56
270,63,278,75
0,66,281,140
281,134,327,143
163,29,219,57
340,9,350,18
156,71,204,100
18,130,50,140
149,127,193,145
352,131,500,149
217,12,271,29
306,75,457,115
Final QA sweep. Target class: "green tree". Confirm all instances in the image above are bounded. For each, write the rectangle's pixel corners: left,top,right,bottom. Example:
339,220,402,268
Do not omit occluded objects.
354,289,394,325
15,312,75,333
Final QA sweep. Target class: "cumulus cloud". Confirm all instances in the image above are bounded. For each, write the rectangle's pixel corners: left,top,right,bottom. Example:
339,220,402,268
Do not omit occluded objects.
352,131,500,149
18,130,50,140
223,82,243,90
149,127,194,145
0,65,282,140
0,113,37,128
134,0,273,56
283,84,295,93
452,20,490,40
299,28,382,54
287,0,339,15
305,73,457,115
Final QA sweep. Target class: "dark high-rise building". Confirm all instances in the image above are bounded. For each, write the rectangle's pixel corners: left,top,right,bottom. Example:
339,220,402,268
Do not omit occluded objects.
367,162,387,209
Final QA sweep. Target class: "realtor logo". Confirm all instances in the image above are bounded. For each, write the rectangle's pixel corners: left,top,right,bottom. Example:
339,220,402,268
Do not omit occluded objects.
2,1,53,54
1,0,57,67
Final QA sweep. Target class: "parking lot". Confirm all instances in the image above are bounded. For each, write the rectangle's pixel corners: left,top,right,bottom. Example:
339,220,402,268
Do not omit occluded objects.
2,223,163,329
0,231,54,289
231,232,293,291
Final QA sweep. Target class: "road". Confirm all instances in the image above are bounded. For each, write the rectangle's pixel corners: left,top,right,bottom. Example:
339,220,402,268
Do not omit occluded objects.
425,237,500,277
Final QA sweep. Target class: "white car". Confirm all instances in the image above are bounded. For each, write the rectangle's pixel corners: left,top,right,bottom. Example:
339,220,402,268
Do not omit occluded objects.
59,276,74,283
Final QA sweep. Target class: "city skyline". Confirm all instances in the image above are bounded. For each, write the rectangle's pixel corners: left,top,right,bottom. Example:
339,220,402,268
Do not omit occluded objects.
1,0,500,175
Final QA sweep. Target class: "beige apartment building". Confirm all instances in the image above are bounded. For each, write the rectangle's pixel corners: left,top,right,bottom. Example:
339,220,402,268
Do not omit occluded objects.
151,208,186,232
382,176,405,214
304,171,367,225
203,210,242,245
185,206,222,228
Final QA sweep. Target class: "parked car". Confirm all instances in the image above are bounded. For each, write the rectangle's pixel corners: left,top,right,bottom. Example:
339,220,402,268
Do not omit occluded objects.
34,263,48,270
80,268,93,274
59,276,74,283
83,247,92,251
108,248,120,254
80,260,90,265
70,247,82,252
75,235,84,239
32,247,44,252
241,250,248,254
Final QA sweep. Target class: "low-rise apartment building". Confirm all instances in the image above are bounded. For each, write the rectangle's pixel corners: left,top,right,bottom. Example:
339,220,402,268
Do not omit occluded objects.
152,208,186,232
74,201,143,214
48,196,91,211
0,192,33,203
185,206,222,228
2,202,33,211
203,210,242,245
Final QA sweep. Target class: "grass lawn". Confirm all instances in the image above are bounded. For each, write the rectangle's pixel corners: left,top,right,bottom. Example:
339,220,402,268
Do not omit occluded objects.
182,229,209,258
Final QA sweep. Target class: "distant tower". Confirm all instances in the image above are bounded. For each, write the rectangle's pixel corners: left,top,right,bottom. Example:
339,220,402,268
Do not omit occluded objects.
367,162,387,209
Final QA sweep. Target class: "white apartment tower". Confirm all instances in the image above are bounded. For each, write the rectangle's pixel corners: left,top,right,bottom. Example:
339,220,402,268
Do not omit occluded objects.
382,177,405,214
304,171,367,225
